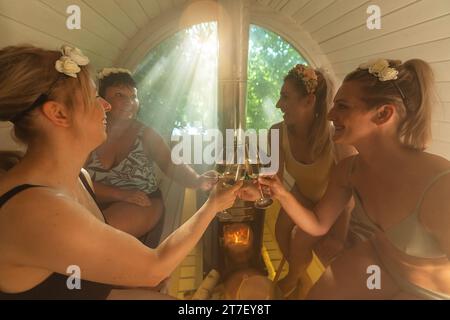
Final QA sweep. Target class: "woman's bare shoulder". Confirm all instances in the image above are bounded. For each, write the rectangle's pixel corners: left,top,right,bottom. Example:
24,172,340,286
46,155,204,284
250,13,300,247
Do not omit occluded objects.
0,187,104,259
0,187,86,223
421,152,450,172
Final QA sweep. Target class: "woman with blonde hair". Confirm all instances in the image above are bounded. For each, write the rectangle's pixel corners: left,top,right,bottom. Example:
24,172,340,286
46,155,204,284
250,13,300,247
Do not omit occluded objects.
243,64,355,298
0,45,240,299
257,59,450,299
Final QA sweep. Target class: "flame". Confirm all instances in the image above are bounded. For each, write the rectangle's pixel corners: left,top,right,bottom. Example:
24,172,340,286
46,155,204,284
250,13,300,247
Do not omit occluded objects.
224,224,251,246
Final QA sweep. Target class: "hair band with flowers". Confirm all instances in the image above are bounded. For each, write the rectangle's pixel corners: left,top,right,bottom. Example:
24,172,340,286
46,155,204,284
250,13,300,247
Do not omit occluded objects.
289,64,318,94
97,68,132,80
358,58,399,82
55,45,90,78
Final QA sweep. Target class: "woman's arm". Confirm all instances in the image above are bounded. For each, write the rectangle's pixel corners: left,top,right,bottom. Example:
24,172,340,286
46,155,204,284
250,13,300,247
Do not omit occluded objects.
326,144,357,243
91,181,125,203
92,181,151,207
1,181,242,288
142,127,203,189
260,157,354,236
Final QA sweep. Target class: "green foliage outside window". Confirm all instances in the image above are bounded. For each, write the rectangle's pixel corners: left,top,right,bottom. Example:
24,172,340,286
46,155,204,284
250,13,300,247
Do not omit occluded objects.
246,25,307,130
133,23,307,139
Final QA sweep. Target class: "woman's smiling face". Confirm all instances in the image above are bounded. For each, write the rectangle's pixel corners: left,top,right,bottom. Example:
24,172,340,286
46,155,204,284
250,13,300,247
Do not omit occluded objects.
276,79,314,126
327,81,379,145
104,85,139,121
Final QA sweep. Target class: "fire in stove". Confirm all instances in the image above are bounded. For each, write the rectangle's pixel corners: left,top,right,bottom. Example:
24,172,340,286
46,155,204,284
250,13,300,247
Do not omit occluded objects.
223,223,251,247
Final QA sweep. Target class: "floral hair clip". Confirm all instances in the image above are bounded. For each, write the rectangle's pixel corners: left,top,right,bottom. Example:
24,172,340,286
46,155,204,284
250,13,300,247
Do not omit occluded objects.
55,45,90,78
97,68,132,80
289,64,318,94
358,59,399,81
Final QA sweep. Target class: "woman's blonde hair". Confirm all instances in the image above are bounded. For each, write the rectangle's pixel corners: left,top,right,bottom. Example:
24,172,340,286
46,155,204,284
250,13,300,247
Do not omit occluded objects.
344,59,436,150
0,45,94,145
284,67,334,159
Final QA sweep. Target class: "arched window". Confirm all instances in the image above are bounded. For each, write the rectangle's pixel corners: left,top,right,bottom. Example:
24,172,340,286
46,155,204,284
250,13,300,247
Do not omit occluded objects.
134,22,218,139
246,25,308,130
133,22,307,137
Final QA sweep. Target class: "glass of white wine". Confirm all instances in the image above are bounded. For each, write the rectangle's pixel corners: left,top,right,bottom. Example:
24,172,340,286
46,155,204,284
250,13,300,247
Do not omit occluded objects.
245,145,273,210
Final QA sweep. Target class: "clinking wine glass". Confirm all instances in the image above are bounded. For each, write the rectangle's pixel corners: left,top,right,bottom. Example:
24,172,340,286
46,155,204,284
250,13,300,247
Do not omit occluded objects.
214,163,244,220
246,157,273,209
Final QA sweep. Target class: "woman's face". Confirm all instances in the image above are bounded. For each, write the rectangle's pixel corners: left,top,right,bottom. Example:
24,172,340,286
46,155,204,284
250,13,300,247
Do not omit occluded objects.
276,80,314,126
327,81,378,145
73,79,111,149
104,85,139,121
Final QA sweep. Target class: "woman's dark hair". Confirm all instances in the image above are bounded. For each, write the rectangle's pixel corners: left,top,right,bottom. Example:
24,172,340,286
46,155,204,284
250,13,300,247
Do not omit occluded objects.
98,72,137,98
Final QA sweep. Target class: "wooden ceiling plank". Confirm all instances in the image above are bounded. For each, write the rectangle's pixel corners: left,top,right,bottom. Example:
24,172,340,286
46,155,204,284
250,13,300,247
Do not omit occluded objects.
114,0,149,30
83,0,138,39
40,0,128,48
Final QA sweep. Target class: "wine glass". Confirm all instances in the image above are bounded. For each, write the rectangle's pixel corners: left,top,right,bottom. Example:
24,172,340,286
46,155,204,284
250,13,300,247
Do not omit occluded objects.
215,163,244,220
249,146,273,209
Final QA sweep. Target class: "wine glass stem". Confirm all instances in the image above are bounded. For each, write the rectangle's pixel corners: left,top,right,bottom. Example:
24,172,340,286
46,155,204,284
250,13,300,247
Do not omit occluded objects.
258,184,265,199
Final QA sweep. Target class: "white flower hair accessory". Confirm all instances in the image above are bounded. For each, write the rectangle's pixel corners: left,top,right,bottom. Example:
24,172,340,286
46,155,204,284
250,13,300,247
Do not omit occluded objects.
55,45,89,78
97,68,132,80
289,64,318,94
358,58,399,81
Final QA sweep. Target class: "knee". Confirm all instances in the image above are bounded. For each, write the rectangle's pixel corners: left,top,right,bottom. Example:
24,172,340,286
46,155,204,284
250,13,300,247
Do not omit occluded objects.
305,269,334,300
143,205,164,229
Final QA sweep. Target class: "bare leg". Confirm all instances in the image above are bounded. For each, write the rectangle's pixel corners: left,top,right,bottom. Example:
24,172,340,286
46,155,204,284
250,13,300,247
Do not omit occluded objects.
275,207,295,260
103,198,164,238
275,186,317,297
277,226,322,297
307,240,400,299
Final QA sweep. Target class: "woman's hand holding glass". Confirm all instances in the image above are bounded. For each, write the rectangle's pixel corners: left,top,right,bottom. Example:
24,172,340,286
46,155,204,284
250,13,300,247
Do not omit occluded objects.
197,170,221,191
257,174,288,201
205,179,243,213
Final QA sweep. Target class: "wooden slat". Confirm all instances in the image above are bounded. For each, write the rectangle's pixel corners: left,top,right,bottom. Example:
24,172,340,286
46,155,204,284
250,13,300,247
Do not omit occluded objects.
279,0,310,17
431,60,450,82
444,103,450,121
274,0,290,11
428,140,450,159
40,0,128,49
321,0,450,54
172,0,187,8
336,60,450,83
436,121,450,142
156,0,173,13
0,0,119,65
258,0,272,6
432,121,442,140
114,0,149,30
292,0,334,25
83,0,138,39
327,15,450,63
137,0,160,19
437,82,450,102
331,37,450,75
267,0,285,10
312,0,416,43
303,0,368,34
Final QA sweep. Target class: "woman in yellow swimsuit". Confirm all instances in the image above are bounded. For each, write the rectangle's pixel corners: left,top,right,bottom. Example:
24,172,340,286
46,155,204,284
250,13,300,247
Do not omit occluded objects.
256,59,450,299
264,65,355,298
